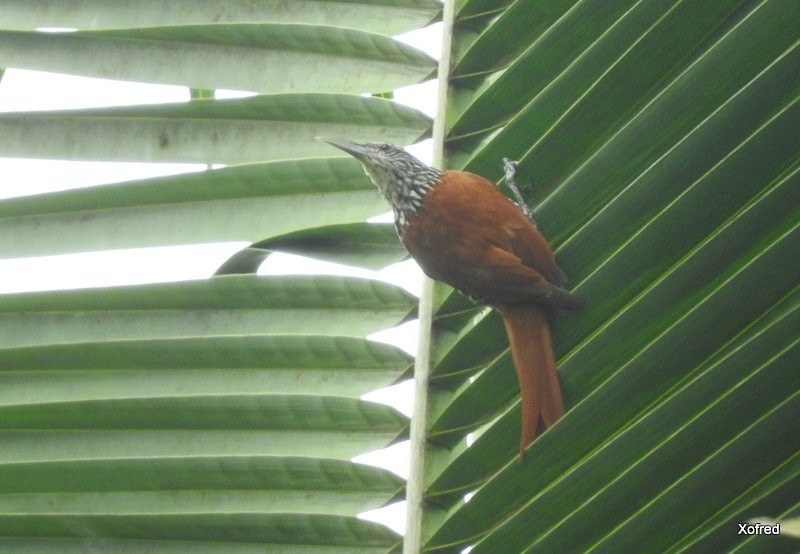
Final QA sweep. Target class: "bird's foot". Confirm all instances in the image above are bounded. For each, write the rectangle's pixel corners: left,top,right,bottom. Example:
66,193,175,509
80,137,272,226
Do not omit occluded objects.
502,158,535,224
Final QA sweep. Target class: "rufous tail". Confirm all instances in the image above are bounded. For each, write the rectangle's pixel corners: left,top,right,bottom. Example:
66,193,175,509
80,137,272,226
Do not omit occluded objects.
499,305,564,458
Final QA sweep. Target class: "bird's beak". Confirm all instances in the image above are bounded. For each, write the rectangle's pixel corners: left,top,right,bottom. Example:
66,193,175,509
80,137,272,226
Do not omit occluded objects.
316,137,370,160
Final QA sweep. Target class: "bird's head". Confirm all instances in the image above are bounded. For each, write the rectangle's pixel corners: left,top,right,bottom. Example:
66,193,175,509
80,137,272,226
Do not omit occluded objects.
318,137,440,205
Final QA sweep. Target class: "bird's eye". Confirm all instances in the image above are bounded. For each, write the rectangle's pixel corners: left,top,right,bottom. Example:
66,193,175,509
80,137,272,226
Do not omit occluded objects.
378,143,391,152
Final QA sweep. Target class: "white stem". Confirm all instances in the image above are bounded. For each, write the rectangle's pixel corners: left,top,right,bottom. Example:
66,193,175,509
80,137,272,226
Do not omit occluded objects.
403,1,456,552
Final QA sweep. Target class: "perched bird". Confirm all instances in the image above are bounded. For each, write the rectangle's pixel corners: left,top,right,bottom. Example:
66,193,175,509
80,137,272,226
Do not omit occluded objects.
320,138,581,457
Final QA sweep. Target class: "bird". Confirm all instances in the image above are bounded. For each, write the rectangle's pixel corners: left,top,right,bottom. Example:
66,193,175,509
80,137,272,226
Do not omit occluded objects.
319,138,582,458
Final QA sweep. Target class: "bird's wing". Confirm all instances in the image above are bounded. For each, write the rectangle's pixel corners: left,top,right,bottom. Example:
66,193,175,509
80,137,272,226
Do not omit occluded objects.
403,170,579,307
478,246,580,308
442,171,565,284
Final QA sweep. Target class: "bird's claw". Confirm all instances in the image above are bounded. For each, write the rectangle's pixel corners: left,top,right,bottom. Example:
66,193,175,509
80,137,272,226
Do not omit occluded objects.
501,158,535,224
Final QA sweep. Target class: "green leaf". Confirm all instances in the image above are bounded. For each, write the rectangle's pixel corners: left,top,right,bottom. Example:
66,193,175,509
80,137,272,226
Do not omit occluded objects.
0,513,399,549
450,0,639,136
0,1,434,550
0,274,417,348
1,334,412,400
0,158,387,257
3,0,441,36
455,0,513,22
411,1,800,552
0,455,403,494
216,222,407,274
0,93,431,163
0,394,407,434
0,25,436,94
453,0,582,78
537,1,800,246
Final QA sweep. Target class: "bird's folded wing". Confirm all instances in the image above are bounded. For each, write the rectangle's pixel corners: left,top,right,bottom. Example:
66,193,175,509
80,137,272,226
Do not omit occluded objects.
480,247,580,308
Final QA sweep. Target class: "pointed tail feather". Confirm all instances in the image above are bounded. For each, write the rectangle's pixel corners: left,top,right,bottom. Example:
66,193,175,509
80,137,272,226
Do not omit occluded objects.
499,305,564,458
